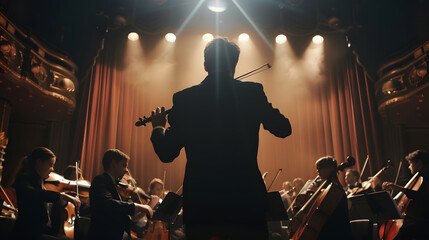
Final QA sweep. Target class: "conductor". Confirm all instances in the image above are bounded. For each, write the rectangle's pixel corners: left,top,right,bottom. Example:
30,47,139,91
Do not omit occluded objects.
150,37,292,240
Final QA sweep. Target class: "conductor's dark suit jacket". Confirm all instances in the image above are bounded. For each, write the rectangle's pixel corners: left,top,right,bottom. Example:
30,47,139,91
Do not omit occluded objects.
151,73,292,226
86,172,135,240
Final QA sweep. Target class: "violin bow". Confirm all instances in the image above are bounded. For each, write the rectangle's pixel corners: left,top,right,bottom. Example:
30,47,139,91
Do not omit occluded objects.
126,169,143,204
359,155,370,182
0,185,16,211
162,169,167,199
75,160,80,217
392,159,403,194
267,169,282,192
175,185,183,195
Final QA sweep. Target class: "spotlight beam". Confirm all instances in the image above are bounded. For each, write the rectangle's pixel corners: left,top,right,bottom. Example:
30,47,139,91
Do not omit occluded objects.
176,0,205,37
231,0,273,50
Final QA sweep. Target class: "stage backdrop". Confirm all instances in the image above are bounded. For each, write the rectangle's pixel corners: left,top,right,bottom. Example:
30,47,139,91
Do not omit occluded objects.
78,31,383,192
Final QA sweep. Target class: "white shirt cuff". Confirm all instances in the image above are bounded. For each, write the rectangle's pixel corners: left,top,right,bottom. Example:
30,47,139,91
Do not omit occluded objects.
152,126,165,133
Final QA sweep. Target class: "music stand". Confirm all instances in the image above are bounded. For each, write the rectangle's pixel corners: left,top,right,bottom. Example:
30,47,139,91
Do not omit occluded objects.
347,191,402,222
152,192,183,240
266,191,289,221
153,192,183,222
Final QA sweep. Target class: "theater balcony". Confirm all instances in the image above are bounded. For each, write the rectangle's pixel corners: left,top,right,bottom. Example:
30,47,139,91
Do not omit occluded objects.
375,40,429,167
376,40,429,125
0,12,78,123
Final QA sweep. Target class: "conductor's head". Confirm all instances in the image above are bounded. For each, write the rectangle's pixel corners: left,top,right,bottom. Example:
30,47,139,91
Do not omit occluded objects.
204,37,240,76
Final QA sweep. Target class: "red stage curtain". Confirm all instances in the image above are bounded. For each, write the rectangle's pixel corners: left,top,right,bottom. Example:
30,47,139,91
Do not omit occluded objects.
79,36,383,191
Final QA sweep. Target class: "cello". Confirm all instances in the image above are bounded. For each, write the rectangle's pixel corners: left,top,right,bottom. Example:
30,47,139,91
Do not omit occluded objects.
378,172,423,240
44,162,88,239
289,156,355,240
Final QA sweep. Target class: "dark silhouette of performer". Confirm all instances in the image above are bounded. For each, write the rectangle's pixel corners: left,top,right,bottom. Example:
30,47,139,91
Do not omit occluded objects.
86,149,153,240
383,150,429,240
313,156,352,240
12,147,80,240
150,38,292,240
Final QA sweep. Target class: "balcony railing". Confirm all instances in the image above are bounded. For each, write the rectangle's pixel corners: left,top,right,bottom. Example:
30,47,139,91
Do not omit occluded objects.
0,11,78,118
375,40,429,110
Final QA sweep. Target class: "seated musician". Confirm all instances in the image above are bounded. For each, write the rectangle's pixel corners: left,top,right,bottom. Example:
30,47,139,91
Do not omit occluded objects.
312,156,352,239
344,169,362,195
11,147,80,240
63,165,83,180
147,178,164,198
383,150,429,240
86,149,154,240
292,177,304,199
280,181,294,206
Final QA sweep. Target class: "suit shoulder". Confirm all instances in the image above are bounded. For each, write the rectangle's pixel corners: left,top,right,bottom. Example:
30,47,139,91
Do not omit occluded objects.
174,84,202,96
91,174,108,184
236,80,263,89
235,80,264,95
173,84,203,102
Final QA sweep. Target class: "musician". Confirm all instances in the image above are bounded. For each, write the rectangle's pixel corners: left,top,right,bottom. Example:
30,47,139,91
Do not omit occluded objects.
280,181,293,206
86,149,154,240
292,177,304,199
150,37,292,240
63,165,83,181
314,156,352,240
383,150,429,240
147,178,164,198
11,147,80,240
344,169,362,195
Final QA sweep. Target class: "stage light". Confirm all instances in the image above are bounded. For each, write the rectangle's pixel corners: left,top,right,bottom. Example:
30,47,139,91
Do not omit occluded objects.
165,33,176,43
312,35,324,44
202,33,214,42
238,33,249,42
128,32,139,41
207,0,227,13
276,34,287,44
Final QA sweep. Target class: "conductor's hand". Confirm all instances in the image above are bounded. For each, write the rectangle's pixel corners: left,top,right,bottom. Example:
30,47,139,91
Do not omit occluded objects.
151,106,167,128
134,203,153,218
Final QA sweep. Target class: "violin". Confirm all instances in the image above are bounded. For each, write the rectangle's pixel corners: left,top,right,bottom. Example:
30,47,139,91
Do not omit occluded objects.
116,181,151,204
349,160,392,197
44,172,90,198
289,156,356,240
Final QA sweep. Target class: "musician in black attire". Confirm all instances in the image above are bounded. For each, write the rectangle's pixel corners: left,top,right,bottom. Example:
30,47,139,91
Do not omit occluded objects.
12,147,80,240
344,169,362,195
150,37,292,240
314,156,352,240
383,150,429,240
86,149,154,240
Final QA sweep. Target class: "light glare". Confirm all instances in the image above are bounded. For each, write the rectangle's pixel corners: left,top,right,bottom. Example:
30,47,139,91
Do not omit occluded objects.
238,33,249,42
312,35,324,44
165,33,176,43
276,34,287,44
207,1,227,13
202,33,214,42
128,32,139,41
